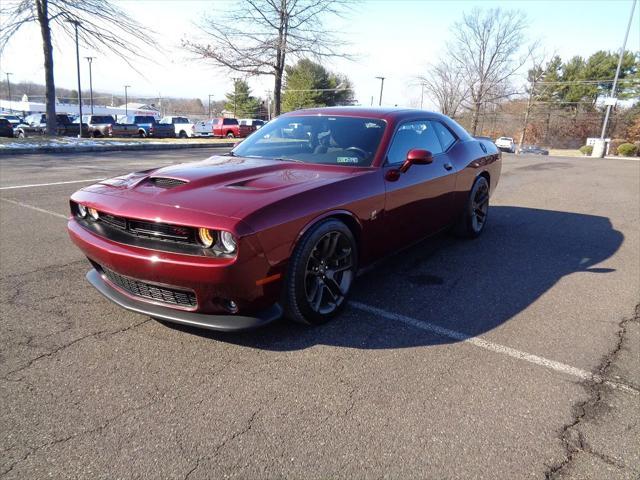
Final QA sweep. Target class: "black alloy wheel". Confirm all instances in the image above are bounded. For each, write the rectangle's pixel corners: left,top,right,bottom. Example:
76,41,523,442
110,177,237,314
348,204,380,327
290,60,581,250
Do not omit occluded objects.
284,219,357,325
453,176,490,238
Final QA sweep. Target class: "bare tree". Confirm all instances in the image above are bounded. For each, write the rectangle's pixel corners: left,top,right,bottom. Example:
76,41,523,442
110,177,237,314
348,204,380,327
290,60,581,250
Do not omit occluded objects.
184,0,352,116
448,8,530,135
1,0,155,135
518,51,556,150
417,60,468,117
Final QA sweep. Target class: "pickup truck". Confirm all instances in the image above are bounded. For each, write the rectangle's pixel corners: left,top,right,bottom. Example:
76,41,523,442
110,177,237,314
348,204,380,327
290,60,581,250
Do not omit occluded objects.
120,115,175,138
495,136,516,153
14,113,89,138
210,117,252,138
239,118,265,131
159,116,195,138
78,115,138,138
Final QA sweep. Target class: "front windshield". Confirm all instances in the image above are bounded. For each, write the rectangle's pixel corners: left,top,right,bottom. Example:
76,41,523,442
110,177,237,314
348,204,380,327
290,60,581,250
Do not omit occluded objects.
232,115,386,167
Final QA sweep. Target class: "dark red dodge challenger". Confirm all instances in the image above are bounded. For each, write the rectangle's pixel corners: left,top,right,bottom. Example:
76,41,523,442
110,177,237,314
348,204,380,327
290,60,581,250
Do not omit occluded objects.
68,107,501,331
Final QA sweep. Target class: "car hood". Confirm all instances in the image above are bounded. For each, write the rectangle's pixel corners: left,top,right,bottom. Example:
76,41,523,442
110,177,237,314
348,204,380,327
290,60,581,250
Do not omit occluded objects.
80,155,366,220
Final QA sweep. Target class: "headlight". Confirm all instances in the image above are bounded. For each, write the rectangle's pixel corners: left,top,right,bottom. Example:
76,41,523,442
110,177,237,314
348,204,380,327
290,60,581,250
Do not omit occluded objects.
198,227,215,248
77,203,87,218
88,207,99,220
220,231,237,253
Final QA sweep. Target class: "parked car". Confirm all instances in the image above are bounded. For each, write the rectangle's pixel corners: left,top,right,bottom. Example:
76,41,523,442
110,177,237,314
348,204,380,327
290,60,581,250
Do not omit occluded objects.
120,115,175,138
519,145,549,155
78,115,138,138
495,136,515,153
68,107,501,332
193,119,215,137
0,114,24,127
14,113,88,138
0,118,14,138
210,117,252,138
239,118,266,131
159,116,196,138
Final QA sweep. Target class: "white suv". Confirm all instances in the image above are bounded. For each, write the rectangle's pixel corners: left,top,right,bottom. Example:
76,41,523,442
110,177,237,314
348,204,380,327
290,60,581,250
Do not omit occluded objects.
495,137,515,153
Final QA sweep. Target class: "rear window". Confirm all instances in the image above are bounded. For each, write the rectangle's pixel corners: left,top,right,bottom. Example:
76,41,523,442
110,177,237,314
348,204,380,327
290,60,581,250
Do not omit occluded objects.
173,117,189,124
134,116,156,124
91,116,115,124
223,118,238,126
0,119,10,126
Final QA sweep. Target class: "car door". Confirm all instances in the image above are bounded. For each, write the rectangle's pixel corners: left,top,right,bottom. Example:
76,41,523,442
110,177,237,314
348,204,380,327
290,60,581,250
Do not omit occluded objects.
382,119,458,250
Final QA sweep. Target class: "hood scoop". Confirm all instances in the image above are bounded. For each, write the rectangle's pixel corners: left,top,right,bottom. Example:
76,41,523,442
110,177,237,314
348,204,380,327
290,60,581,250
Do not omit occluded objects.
148,177,188,189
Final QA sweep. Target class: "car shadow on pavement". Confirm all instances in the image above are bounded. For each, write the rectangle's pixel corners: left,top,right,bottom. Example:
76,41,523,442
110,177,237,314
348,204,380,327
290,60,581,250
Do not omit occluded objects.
164,206,623,350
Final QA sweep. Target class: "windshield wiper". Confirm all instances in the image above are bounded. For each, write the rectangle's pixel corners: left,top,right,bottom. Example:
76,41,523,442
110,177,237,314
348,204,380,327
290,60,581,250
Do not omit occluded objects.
273,157,305,163
224,151,236,157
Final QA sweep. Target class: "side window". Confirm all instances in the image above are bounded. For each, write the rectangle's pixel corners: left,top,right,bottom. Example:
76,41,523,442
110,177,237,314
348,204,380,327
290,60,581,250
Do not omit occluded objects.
432,121,457,151
386,120,443,165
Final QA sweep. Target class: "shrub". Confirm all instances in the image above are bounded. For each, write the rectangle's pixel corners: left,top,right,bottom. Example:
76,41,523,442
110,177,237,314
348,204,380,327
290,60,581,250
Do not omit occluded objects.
579,145,593,156
616,143,638,157
609,138,627,155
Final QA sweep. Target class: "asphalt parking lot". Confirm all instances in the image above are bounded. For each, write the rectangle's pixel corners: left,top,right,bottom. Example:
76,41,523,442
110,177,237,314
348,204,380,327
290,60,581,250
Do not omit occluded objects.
1,149,638,479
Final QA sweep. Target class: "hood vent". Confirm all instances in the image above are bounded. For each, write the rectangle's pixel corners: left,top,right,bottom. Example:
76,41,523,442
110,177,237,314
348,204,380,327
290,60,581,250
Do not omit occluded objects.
149,177,188,189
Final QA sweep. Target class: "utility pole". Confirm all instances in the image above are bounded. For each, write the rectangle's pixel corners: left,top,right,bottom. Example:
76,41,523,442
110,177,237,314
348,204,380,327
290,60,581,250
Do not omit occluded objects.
69,20,83,137
598,0,637,157
375,76,385,106
124,85,130,116
5,73,12,112
420,82,425,109
208,94,213,117
84,57,95,115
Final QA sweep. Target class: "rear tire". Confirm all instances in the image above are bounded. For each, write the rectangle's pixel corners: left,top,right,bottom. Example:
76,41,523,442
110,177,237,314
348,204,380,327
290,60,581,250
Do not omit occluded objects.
138,130,147,138
453,176,490,239
179,131,187,138
226,131,235,138
284,219,357,325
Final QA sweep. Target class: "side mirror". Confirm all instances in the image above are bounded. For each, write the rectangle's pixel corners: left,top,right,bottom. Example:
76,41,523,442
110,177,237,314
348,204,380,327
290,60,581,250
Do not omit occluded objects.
399,149,433,173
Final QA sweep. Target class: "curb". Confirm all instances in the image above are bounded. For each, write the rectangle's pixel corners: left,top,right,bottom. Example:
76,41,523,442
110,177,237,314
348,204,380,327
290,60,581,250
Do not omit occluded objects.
0,142,235,156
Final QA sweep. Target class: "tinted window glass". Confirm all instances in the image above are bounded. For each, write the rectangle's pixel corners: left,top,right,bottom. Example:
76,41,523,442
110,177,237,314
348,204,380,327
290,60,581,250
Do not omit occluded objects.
386,120,443,164
91,115,115,124
232,115,386,167
432,121,456,151
0,119,9,126
223,118,238,125
134,116,156,123
173,117,188,124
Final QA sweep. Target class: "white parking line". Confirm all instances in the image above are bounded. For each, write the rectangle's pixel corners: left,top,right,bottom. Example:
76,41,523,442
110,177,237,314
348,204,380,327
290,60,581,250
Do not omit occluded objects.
0,178,105,190
0,197,68,219
350,301,638,395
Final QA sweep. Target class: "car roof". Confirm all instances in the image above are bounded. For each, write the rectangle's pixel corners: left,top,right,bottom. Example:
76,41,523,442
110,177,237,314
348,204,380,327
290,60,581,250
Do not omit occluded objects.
283,106,446,120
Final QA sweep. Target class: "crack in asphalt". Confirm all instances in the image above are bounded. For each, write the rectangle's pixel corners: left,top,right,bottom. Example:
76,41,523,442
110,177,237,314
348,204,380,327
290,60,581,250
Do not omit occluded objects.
2,318,151,382
183,408,262,480
545,303,639,479
0,398,158,478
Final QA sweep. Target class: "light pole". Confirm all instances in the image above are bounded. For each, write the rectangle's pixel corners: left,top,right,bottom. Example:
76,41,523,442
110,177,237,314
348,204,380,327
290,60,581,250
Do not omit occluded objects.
231,77,240,117
124,85,130,117
598,0,637,156
84,57,95,115
208,94,213,117
420,82,426,109
375,76,385,106
68,20,83,137
5,73,12,113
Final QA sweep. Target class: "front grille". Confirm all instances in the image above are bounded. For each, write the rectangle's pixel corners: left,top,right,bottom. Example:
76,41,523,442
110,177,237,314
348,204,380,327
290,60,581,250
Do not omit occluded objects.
93,211,197,245
149,177,187,188
101,266,197,308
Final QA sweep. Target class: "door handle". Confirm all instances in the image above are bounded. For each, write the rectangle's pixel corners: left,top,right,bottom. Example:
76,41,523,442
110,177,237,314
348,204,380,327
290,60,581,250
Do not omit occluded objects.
444,162,453,171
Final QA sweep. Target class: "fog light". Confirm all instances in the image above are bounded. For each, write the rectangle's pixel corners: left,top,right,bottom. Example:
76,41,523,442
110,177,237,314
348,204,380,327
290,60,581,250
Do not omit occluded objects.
77,204,87,218
226,300,239,314
198,227,214,248
88,207,99,220
220,231,237,253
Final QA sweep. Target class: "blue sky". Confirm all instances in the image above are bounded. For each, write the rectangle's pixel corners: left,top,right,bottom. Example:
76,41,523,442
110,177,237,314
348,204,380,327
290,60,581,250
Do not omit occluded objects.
1,0,638,109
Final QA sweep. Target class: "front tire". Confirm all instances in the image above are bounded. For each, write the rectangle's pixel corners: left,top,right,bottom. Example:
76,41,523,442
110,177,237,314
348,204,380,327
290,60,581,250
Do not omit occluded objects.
284,219,357,325
453,176,490,238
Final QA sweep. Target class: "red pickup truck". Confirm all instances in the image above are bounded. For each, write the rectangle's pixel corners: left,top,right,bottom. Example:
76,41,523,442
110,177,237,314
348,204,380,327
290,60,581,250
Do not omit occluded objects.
210,117,252,138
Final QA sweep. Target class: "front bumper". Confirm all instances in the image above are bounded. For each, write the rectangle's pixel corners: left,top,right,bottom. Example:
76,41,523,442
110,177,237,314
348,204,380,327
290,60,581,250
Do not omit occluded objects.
87,269,282,331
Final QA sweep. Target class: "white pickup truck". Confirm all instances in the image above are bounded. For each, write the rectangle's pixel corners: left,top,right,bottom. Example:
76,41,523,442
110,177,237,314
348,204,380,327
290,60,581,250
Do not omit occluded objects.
159,116,195,138
495,136,516,153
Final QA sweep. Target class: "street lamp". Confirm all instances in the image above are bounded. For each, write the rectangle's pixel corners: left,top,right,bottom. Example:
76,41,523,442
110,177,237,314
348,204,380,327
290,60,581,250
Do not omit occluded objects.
84,56,95,115
208,94,214,117
68,20,83,137
375,76,385,106
5,73,12,113
124,85,130,117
